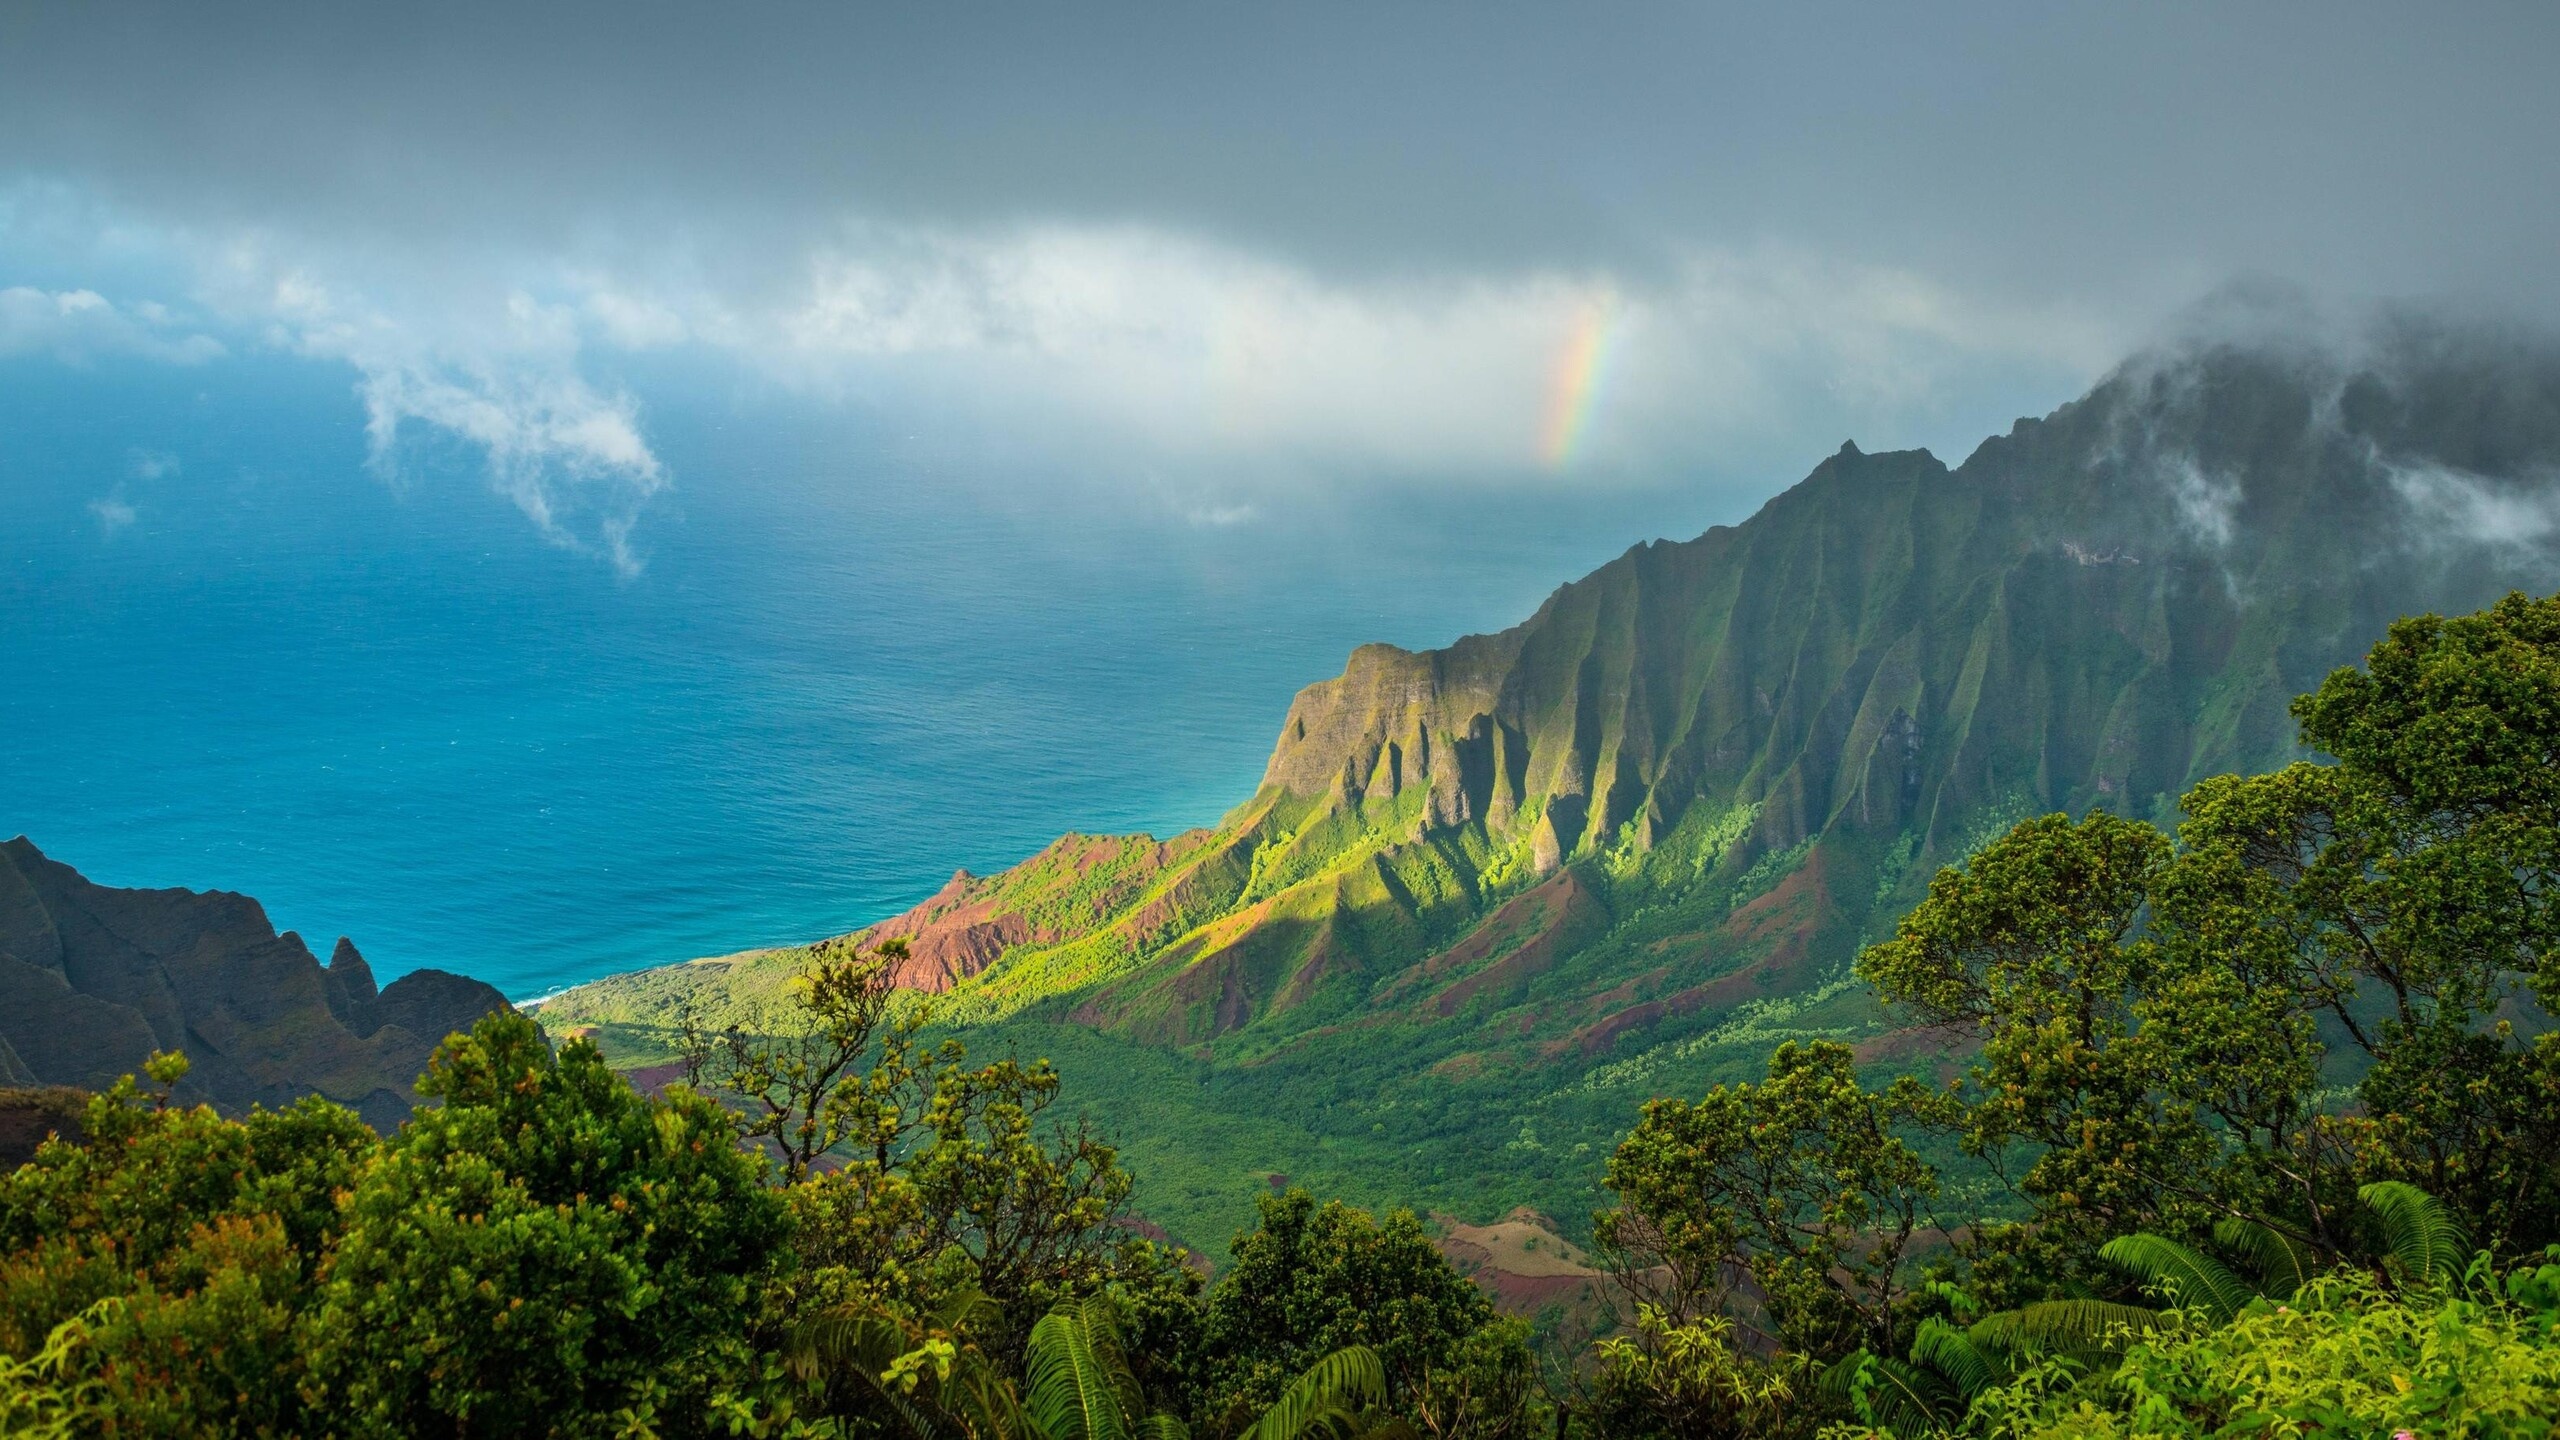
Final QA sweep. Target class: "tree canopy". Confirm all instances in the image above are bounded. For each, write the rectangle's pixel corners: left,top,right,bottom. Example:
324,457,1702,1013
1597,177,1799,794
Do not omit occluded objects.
10,592,2560,1437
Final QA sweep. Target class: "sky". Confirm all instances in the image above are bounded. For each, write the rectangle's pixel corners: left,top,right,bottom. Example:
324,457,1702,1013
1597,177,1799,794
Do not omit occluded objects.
4,1,2559,568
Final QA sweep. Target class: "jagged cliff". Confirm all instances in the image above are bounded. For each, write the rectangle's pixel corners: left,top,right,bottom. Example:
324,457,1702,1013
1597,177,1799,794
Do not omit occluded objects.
548,319,2560,1079
0,837,512,1130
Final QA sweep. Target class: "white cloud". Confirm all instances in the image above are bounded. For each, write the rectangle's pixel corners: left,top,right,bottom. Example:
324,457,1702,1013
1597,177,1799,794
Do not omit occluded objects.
6,190,2119,565
2166,456,2241,547
0,285,223,364
2386,459,2560,551
201,245,670,576
581,286,690,349
764,225,2110,478
88,494,136,532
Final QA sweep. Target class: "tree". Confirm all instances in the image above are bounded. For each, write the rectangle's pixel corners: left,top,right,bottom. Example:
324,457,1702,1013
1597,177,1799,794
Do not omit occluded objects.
681,935,911,1184
306,1012,789,1437
690,945,1186,1367
2267,591,2560,1252
1582,1306,1818,1440
0,1052,377,1436
1859,594,2560,1285
1855,811,2204,1262
1595,1040,1961,1360
1191,1190,1536,1437
777,1040,1182,1366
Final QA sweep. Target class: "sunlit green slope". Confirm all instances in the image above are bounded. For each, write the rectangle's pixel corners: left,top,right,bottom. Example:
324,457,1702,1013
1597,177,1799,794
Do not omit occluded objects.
545,325,2560,1251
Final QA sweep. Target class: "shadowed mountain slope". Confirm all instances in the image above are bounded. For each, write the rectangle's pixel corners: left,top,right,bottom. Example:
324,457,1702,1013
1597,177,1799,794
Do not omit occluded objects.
0,838,512,1130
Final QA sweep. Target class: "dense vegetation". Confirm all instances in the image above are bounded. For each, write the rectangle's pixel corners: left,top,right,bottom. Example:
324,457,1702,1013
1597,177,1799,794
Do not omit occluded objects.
8,591,2560,1435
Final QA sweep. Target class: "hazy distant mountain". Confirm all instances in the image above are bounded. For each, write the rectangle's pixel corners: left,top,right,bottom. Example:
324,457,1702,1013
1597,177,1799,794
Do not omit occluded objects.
543,315,2560,1243
0,837,510,1130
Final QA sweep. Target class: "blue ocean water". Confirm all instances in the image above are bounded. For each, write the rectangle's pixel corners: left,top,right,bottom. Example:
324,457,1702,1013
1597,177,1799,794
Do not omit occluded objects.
1,355,1747,999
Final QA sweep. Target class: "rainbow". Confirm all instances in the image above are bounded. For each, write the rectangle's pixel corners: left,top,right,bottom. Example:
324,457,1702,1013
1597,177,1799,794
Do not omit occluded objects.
1539,298,1622,469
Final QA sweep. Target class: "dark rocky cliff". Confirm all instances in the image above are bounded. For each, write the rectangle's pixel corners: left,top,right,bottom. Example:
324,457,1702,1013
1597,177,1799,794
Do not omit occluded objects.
0,837,510,1130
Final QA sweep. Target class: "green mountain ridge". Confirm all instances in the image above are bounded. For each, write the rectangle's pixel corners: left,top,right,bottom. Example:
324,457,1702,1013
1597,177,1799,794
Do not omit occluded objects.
544,319,2560,1251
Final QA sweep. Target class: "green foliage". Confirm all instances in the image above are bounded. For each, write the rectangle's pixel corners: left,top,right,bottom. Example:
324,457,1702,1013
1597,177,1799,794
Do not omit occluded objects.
1966,1263,2560,1439
0,1018,1191,1439
1024,1297,1161,1440
785,1286,1027,1440
0,1301,113,1438
1232,1343,1394,1440
0,1064,376,1435
2208,1217,2313,1302
1596,1040,1961,1359
1961,1300,2159,1360
1857,593,2560,1294
1833,1352,1958,1440
2096,1236,2254,1326
2361,1179,2474,1286
306,1012,790,1436
1857,809,2192,1257
1193,1191,1534,1436
775,1042,1174,1363
680,936,913,1183
785,1288,1402,1440
1587,1306,1820,1440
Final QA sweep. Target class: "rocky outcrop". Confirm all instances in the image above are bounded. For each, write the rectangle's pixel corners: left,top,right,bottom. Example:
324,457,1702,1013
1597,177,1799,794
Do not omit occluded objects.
0,1087,85,1169
845,833,1202,991
0,838,512,1131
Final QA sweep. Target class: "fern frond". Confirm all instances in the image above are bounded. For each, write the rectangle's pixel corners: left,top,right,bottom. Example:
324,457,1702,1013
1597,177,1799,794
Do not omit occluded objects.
947,1365,1034,1440
929,1286,1005,1337
1258,1406,1366,1440
1026,1303,1135,1440
1817,1350,1865,1402
1083,1298,1146,1426
1970,1300,2159,1358
783,1311,913,1386
1242,1347,1389,1440
2359,1181,2472,1284
1850,1354,1953,1439
1909,1317,2002,1401
2098,1234,2255,1323
2213,1218,2315,1300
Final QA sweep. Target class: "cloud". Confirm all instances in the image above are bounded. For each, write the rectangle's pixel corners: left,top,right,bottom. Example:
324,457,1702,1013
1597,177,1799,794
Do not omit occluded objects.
0,285,223,364
3,190,2115,564
2165,456,2241,548
88,494,136,533
763,224,2108,479
200,245,671,575
2078,289,2560,589
2385,460,2560,552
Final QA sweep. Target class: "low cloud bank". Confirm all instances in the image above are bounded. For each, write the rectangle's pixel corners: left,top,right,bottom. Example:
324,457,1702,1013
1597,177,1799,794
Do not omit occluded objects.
6,191,2121,568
